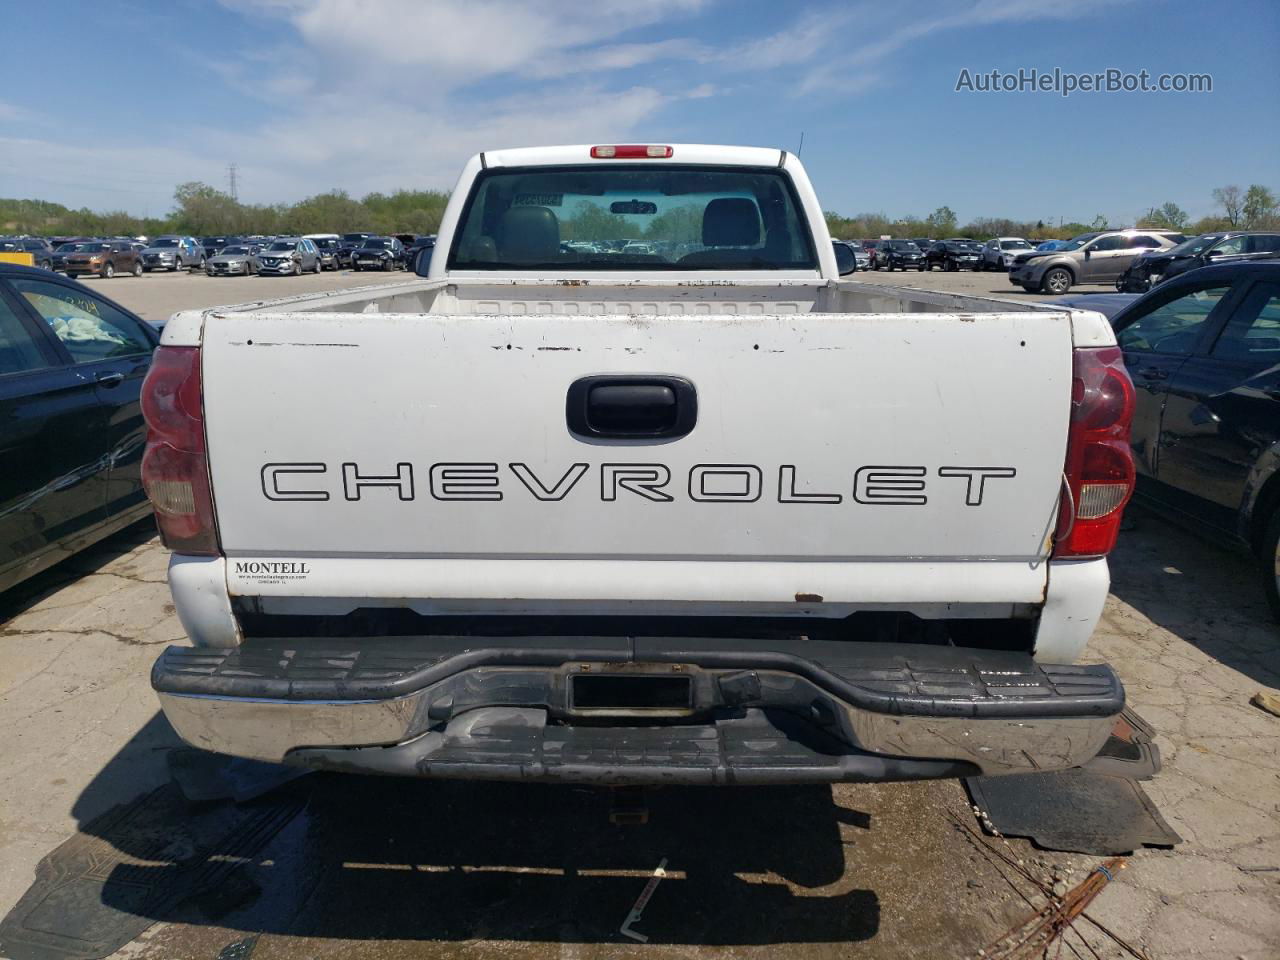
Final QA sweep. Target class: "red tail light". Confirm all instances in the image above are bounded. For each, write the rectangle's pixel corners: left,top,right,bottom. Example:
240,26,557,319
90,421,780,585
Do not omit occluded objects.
590,145,673,158
140,346,220,555
1053,346,1136,558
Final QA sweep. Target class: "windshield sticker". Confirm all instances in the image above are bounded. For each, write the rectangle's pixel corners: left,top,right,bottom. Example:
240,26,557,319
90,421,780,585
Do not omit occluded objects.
513,193,563,207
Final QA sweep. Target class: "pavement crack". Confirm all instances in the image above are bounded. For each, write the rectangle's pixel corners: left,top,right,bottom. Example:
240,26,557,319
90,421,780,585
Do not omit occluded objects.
0,626,155,645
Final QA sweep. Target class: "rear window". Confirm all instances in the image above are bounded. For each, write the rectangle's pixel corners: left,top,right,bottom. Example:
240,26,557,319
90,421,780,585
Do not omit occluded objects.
449,165,817,271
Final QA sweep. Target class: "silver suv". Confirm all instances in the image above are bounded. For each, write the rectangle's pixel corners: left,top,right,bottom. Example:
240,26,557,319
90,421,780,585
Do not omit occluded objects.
256,237,321,276
141,235,204,272
1008,229,1183,294
981,236,1034,271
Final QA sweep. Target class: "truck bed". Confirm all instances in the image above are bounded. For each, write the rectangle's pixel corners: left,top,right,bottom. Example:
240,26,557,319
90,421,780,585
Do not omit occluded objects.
166,276,1110,331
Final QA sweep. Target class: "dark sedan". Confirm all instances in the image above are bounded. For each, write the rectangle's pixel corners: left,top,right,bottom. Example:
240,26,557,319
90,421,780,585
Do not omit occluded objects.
872,240,926,271
338,232,379,267
924,240,983,271
351,236,406,271
0,263,157,593
1109,260,1280,617
1117,232,1280,293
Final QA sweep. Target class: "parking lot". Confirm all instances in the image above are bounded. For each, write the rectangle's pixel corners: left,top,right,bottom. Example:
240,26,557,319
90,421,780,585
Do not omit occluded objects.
0,267,1275,959
50,264,410,327
856,263,1125,300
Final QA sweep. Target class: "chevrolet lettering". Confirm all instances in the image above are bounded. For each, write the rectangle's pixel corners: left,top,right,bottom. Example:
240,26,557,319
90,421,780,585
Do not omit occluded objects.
259,461,1017,506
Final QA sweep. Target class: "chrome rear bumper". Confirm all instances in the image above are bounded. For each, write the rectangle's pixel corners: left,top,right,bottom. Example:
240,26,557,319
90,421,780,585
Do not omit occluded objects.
153,637,1123,783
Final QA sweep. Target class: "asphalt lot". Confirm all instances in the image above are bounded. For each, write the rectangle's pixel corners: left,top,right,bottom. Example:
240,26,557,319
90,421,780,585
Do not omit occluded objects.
69,263,410,326
853,262,1126,300
0,269,1277,959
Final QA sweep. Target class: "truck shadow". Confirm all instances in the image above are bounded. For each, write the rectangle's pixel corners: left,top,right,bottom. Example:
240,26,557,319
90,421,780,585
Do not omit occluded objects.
1107,506,1280,687
4,714,879,953
0,518,157,623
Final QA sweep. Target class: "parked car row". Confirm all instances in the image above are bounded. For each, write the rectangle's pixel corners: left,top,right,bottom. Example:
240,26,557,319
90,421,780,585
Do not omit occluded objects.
1008,229,1186,294
850,237,993,273
1,232,439,279
841,230,1277,299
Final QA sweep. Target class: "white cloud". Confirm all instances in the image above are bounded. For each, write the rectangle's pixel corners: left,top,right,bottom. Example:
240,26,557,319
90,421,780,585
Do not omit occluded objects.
797,0,1144,94
195,84,678,201
525,38,710,78
718,8,850,72
5,0,1141,212
222,0,710,90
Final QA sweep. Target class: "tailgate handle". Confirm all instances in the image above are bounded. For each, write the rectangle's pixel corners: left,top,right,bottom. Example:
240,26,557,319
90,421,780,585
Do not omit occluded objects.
567,375,697,440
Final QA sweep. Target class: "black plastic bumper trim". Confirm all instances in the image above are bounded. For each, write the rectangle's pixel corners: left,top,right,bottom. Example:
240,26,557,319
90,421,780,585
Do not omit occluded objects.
286,707,983,786
152,638,1123,721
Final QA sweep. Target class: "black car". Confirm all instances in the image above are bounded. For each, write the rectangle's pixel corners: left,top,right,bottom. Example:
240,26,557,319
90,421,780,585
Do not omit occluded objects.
1110,260,1280,616
0,263,158,593
925,240,983,271
872,239,926,271
200,236,242,259
350,236,406,271
338,232,379,267
0,237,55,270
1117,232,1280,293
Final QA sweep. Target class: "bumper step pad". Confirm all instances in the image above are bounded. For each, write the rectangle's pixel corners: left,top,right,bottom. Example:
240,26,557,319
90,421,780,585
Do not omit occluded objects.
153,638,1122,718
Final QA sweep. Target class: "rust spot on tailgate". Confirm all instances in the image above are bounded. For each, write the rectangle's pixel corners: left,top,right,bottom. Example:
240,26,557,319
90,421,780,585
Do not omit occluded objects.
795,592,824,603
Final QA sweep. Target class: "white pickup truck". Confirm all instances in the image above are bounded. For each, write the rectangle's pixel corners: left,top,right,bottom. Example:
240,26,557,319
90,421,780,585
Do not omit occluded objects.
143,143,1136,785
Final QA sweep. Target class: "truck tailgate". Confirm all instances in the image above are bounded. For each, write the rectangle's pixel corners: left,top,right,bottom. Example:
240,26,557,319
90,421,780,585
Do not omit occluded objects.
202,311,1070,567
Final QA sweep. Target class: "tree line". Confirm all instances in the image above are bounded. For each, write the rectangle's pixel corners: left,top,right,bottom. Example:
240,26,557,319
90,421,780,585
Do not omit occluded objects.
0,182,451,238
1,180,1276,242
824,184,1278,242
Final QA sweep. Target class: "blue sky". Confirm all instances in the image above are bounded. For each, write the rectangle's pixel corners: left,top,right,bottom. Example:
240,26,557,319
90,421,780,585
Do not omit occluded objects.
1,0,1276,225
